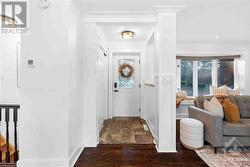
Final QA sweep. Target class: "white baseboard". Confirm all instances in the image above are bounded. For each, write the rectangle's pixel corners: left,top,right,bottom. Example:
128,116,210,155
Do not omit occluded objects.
69,146,84,167
156,146,177,153
146,120,177,153
17,159,68,167
146,119,157,145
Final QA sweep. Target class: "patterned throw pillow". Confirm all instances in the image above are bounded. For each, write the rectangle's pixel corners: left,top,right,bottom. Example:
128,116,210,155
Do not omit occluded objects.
210,85,228,95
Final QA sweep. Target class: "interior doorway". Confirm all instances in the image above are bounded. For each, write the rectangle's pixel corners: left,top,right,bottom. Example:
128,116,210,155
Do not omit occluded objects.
96,22,156,146
98,51,154,145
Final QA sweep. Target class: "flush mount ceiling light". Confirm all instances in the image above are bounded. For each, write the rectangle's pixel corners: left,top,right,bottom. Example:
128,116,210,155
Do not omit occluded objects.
121,31,135,40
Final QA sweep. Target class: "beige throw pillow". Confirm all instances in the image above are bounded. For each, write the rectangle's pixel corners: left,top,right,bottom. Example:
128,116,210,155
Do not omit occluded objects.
227,87,240,96
210,85,227,95
204,96,224,117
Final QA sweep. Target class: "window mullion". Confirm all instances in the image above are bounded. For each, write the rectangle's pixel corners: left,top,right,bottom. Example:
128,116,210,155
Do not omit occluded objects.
212,59,218,87
193,61,198,97
234,59,239,88
176,59,181,90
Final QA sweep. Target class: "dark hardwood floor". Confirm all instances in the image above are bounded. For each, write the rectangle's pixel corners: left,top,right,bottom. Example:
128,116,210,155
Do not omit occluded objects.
74,120,208,167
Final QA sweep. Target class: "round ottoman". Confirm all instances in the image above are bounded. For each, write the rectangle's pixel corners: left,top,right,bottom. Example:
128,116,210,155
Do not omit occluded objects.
180,118,204,149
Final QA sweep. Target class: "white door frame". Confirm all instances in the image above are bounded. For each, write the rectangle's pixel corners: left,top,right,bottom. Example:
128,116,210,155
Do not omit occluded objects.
108,49,146,119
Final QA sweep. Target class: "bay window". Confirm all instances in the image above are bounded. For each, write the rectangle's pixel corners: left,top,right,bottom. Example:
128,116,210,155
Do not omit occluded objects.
177,57,238,97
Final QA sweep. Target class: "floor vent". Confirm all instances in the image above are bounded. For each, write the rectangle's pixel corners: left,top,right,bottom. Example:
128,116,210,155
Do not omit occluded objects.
143,124,149,131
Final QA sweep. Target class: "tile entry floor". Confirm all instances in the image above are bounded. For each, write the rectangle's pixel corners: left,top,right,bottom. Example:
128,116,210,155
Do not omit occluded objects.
99,117,154,144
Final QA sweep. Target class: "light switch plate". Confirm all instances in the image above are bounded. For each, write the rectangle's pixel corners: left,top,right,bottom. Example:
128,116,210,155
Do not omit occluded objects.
27,59,36,67
28,59,34,65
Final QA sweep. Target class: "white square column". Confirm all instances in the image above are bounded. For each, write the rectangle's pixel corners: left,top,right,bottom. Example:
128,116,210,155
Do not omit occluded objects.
155,12,177,152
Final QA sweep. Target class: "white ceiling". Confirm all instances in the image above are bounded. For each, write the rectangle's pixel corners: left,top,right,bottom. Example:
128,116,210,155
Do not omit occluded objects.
79,0,249,43
99,23,154,41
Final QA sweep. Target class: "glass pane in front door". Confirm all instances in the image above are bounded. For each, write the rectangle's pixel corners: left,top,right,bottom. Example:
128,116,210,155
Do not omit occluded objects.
118,59,135,89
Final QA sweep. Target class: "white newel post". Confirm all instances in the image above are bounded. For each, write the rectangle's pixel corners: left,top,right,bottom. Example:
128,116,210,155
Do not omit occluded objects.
156,12,177,152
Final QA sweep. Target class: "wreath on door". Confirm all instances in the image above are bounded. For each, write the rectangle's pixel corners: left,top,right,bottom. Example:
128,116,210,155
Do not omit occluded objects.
119,63,134,79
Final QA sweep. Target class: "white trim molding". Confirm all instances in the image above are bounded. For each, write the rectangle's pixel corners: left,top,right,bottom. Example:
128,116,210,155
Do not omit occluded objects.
84,17,157,23
17,159,68,167
69,146,84,167
152,5,187,13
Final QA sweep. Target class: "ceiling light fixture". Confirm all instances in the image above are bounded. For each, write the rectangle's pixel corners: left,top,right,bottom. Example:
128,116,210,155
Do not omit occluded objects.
121,31,135,40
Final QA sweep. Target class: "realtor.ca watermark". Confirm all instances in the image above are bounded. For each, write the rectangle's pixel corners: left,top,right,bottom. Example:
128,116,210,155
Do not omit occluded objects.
219,137,250,162
1,1,29,34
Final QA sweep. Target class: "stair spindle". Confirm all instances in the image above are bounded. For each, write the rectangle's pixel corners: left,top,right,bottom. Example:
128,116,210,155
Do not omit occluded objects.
13,108,18,162
5,108,10,163
0,105,19,164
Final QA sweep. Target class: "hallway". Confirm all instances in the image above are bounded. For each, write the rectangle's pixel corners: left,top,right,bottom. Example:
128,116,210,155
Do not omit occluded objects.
74,120,207,167
99,117,154,144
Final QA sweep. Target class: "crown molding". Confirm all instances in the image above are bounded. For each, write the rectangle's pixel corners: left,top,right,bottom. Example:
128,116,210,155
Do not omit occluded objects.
83,14,157,23
152,5,187,13
82,5,187,22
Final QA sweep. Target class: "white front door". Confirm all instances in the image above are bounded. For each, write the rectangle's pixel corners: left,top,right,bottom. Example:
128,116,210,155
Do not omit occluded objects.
113,54,140,117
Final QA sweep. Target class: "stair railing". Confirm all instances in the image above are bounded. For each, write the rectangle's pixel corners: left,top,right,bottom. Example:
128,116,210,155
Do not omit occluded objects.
0,105,20,163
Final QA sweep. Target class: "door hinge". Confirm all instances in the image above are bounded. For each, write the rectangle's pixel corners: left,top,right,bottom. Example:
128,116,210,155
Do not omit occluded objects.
139,60,141,64
139,84,141,88
139,108,141,112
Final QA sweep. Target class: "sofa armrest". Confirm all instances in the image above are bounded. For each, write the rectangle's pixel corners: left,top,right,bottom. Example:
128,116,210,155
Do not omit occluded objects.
188,106,223,147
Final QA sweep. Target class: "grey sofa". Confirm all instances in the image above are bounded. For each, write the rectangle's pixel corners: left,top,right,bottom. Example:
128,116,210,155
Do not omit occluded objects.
188,95,250,153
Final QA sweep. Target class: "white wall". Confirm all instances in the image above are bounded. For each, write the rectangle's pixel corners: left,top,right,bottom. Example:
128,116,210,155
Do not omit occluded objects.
144,38,158,143
18,1,84,167
0,34,20,103
82,22,99,146
144,85,157,140
145,44,154,82
68,2,85,166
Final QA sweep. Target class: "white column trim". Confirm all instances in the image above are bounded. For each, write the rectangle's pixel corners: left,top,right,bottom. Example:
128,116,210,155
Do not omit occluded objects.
155,11,177,152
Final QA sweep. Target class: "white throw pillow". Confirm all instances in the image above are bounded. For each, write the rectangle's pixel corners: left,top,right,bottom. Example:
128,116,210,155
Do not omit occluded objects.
204,96,224,117
227,87,240,96
210,85,227,95
176,90,187,98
